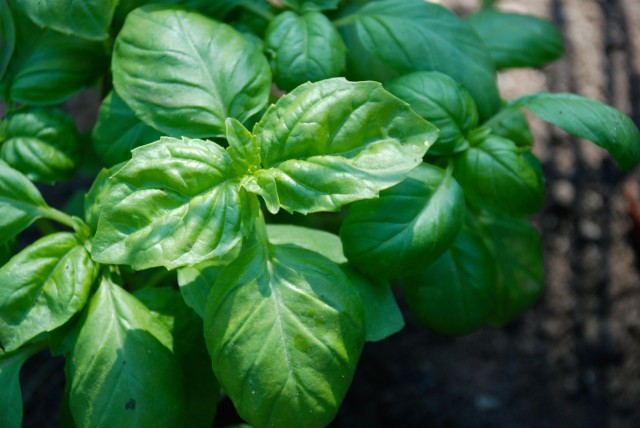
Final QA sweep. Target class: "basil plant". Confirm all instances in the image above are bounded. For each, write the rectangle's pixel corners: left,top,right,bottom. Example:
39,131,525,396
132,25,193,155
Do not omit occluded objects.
1,0,638,427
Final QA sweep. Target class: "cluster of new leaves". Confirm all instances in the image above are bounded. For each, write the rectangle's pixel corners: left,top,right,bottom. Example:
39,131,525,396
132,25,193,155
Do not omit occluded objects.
1,0,639,428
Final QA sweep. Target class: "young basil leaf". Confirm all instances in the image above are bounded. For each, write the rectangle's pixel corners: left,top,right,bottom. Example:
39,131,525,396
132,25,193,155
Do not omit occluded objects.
281,0,340,12
266,224,347,264
266,11,346,91
92,137,258,270
84,163,124,234
513,92,640,170
135,286,221,428
352,0,500,120
15,0,118,41
454,135,545,216
0,160,48,245
67,273,185,427
3,8,107,105
478,212,544,326
342,266,404,342
0,347,34,428
341,163,465,280
489,107,534,147
205,233,365,428
385,71,479,155
112,4,271,138
250,78,438,214
0,0,15,81
1,108,80,183
226,118,261,176
401,222,497,335
0,232,98,352
466,11,564,69
92,91,163,167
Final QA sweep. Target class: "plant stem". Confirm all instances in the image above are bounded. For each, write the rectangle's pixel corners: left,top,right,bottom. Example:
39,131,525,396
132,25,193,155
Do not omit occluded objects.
332,14,357,28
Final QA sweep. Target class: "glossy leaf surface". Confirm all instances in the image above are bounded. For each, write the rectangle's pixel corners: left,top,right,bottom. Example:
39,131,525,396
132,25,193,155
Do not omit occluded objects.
266,11,345,91
92,91,163,166
353,0,500,119
454,135,545,216
515,92,640,170
402,224,497,335
466,10,564,69
92,137,257,270
1,108,80,183
205,235,365,428
0,160,47,245
489,107,534,147
67,274,185,428
112,5,271,138
385,71,478,155
0,233,98,352
341,163,465,279
16,0,118,40
250,78,438,214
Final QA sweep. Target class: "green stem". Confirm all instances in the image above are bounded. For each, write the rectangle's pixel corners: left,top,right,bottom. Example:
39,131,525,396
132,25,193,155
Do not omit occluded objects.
40,207,91,240
332,14,358,28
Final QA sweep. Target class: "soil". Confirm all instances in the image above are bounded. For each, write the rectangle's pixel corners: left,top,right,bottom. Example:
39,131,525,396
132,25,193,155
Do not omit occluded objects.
17,0,640,427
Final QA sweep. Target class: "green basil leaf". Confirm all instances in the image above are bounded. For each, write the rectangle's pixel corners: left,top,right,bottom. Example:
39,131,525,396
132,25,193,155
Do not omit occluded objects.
466,11,564,69
478,212,544,326
1,108,80,183
266,224,347,264
401,223,497,335
0,160,48,245
84,164,124,234
0,0,15,81
0,232,98,352
250,78,438,214
513,92,640,170
266,11,345,91
67,273,185,427
112,4,271,138
282,0,340,12
353,0,500,120
385,71,479,155
0,347,34,428
177,246,241,318
0,238,16,266
92,91,163,167
342,266,404,342
226,118,261,176
135,286,221,428
489,107,534,147
114,0,246,25
341,163,465,280
92,137,258,270
205,235,365,428
454,135,545,216
15,0,118,41
4,9,107,105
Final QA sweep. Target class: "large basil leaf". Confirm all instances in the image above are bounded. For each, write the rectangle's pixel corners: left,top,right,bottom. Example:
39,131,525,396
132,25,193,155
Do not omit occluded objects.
112,4,271,138
92,137,258,270
0,0,15,81
401,223,497,335
92,91,163,166
513,92,640,170
454,135,545,216
479,213,544,326
0,347,36,428
205,233,365,428
466,11,564,69
67,274,185,427
3,8,107,105
1,108,80,183
0,160,48,245
15,0,118,41
385,71,479,155
135,287,220,428
352,0,500,120
249,78,438,214
341,163,465,280
266,11,345,91
0,233,98,352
